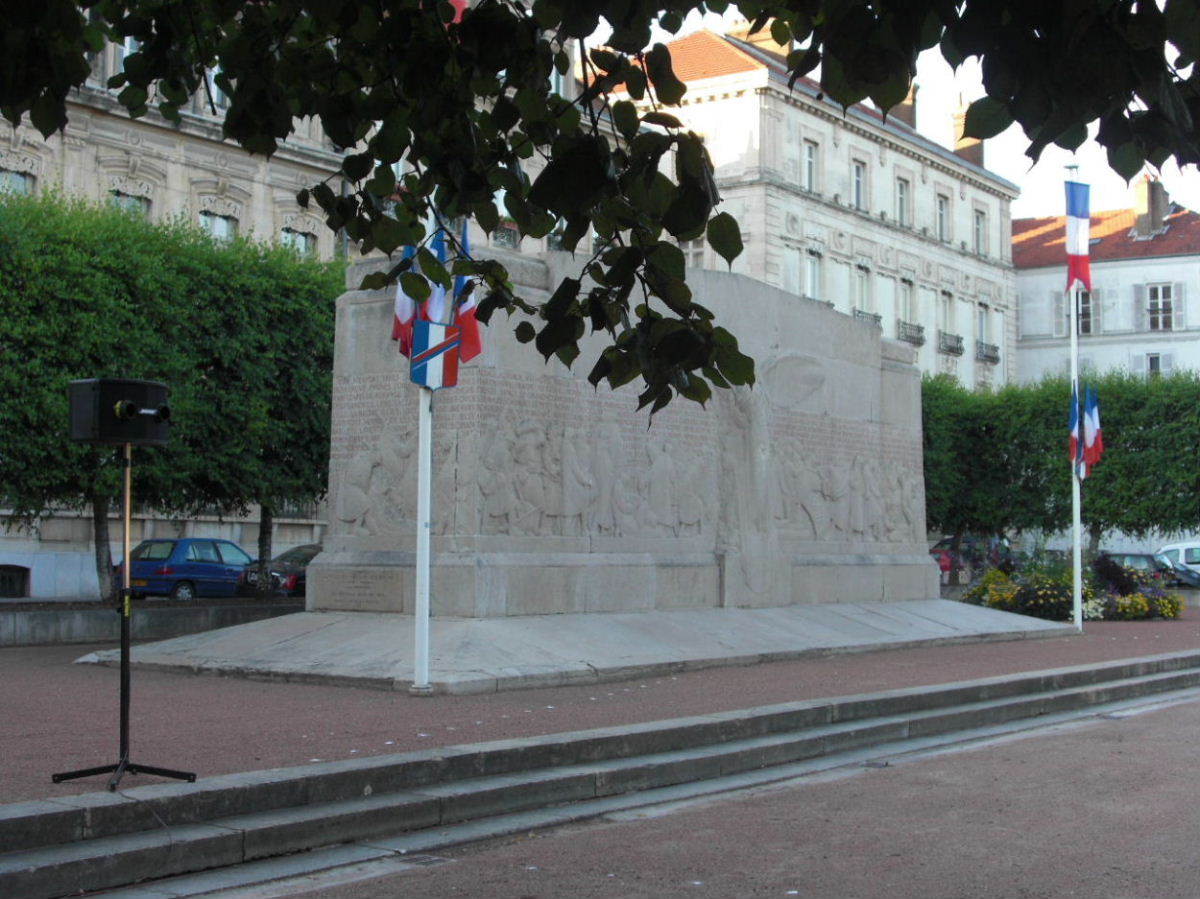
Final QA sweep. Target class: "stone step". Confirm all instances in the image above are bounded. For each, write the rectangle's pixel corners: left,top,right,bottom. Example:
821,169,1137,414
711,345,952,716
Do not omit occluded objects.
4,652,1200,899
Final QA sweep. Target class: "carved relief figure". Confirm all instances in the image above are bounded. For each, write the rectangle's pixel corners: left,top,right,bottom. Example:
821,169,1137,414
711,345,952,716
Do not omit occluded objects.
561,427,595,536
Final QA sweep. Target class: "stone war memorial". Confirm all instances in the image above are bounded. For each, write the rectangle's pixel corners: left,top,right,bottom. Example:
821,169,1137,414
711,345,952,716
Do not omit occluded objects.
308,248,939,618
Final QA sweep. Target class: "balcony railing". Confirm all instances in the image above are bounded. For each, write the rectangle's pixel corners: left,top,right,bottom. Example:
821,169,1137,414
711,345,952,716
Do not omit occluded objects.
937,331,965,356
853,308,882,328
897,320,925,346
975,340,1001,364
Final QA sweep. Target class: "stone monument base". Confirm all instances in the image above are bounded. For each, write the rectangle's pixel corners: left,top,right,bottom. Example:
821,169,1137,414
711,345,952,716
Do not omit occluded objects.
79,601,1075,694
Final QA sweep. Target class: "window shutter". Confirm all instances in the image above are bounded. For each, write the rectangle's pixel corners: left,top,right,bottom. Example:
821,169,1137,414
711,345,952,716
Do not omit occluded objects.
1091,288,1102,333
1052,291,1065,337
1134,284,1146,330
1163,353,1175,376
1175,282,1186,329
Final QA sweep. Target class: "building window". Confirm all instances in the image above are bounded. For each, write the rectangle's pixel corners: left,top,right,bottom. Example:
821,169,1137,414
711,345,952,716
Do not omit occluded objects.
679,237,705,269
852,159,867,211
281,227,317,255
110,191,150,217
115,36,140,76
936,194,950,241
0,169,35,194
205,66,230,110
973,209,987,255
1078,290,1096,335
802,140,818,192
854,265,871,312
1145,353,1174,377
938,291,954,332
804,251,822,300
898,278,914,321
1147,283,1173,331
895,178,910,226
200,210,238,241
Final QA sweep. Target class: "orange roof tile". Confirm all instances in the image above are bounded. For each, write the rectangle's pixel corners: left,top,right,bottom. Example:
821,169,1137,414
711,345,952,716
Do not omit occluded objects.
1013,205,1200,269
664,30,765,81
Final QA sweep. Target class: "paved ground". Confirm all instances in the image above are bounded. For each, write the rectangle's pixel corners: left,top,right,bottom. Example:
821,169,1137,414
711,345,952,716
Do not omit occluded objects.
3,605,1199,806
284,695,1200,899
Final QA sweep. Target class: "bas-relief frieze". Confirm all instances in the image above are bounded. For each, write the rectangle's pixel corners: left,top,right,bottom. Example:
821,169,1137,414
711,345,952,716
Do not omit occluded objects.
329,357,923,551
477,417,715,539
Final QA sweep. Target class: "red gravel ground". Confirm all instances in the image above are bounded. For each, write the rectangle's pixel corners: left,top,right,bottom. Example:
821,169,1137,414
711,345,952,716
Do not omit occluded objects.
3,606,1199,805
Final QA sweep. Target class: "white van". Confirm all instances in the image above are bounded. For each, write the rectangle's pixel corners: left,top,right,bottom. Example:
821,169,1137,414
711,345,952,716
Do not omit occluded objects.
1155,542,1200,576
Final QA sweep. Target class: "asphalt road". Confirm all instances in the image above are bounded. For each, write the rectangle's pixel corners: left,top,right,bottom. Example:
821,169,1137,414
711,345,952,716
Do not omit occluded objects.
273,693,1200,899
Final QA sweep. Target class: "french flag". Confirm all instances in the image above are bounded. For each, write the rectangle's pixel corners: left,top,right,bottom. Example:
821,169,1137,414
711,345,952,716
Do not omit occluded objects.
1069,383,1083,477
1065,181,1092,293
410,321,461,390
392,229,449,358
453,218,482,362
1083,385,1104,475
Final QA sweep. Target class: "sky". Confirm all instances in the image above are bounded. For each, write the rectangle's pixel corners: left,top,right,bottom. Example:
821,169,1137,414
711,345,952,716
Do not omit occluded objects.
652,11,1200,221
913,55,1200,220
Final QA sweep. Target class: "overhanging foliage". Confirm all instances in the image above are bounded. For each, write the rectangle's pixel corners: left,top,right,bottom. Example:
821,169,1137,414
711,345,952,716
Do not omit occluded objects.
6,1,1195,410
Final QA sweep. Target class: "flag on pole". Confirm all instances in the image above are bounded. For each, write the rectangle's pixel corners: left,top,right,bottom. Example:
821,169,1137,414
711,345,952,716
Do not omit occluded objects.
1065,180,1092,293
1083,385,1104,474
453,217,483,362
1069,383,1083,477
392,229,450,358
410,321,461,389
392,245,419,357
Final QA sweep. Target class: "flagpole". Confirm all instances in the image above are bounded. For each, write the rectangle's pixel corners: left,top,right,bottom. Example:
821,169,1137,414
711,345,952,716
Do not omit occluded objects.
1067,165,1083,632
411,384,434,694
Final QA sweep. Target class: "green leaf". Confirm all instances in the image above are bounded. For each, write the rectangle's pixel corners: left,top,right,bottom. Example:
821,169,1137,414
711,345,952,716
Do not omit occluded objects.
514,321,536,343
612,100,640,141
642,111,683,129
399,272,430,303
706,212,743,267
645,44,686,105
963,96,1015,140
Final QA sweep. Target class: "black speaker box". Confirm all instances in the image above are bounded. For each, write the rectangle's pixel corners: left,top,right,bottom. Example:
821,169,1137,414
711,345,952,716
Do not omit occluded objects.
69,379,170,446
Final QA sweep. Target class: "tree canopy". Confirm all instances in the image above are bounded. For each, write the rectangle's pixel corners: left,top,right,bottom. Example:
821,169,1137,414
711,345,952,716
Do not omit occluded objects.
0,191,342,595
922,372,1200,547
5,0,1198,409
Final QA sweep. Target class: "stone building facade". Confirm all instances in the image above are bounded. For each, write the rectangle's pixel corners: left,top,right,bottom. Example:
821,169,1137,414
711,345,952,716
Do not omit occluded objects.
1014,178,1199,381
630,28,1020,392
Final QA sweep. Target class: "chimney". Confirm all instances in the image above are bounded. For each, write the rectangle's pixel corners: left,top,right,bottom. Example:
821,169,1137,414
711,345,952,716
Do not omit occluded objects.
890,83,918,128
1134,175,1169,237
952,101,984,168
725,20,790,61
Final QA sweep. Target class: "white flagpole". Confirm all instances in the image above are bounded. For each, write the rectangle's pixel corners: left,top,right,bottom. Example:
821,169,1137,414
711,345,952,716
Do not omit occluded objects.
411,384,434,693
1067,166,1083,632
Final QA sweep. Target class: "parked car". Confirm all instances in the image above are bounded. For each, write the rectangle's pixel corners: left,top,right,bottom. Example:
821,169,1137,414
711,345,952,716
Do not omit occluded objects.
1099,552,1170,578
117,538,255,601
238,544,322,597
1155,553,1200,589
1155,542,1200,578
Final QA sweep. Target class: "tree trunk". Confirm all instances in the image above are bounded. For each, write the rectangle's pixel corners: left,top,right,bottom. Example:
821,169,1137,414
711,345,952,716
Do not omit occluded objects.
256,504,274,598
91,491,115,602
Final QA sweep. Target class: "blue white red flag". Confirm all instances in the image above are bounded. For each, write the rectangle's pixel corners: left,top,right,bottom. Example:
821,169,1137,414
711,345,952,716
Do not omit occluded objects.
1065,181,1092,293
453,217,483,362
410,321,461,389
1069,383,1083,478
393,229,450,358
1083,385,1104,474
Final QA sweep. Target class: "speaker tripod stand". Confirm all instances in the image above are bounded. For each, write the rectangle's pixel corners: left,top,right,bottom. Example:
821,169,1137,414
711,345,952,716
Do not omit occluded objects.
53,442,195,791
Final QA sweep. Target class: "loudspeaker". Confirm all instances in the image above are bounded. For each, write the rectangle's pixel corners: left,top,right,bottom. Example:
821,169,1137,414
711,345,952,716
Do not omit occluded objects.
69,379,170,446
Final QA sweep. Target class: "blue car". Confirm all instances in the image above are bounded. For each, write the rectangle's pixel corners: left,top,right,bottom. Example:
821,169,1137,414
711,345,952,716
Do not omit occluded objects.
120,538,255,601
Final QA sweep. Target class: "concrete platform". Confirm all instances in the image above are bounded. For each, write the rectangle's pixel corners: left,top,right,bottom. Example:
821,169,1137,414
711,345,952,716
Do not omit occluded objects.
77,601,1074,694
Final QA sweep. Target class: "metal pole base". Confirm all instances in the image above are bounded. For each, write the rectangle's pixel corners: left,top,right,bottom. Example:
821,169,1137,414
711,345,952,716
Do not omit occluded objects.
52,755,196,791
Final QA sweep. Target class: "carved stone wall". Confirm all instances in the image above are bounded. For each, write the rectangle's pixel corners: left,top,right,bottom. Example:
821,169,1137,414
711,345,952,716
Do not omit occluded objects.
309,249,938,616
